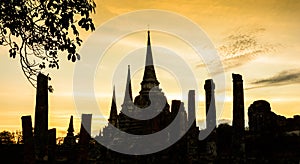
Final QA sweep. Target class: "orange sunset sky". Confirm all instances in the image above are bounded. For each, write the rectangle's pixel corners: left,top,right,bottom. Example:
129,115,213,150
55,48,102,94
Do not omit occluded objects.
0,0,300,137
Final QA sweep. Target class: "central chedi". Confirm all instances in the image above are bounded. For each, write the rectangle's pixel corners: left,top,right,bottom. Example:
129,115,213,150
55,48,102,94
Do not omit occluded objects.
99,30,196,159
118,30,171,135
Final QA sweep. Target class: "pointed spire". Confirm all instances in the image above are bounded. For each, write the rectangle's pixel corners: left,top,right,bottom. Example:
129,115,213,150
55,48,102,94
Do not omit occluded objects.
123,65,133,103
141,30,159,90
64,115,76,145
109,85,118,126
67,115,74,134
146,30,153,65
111,85,117,109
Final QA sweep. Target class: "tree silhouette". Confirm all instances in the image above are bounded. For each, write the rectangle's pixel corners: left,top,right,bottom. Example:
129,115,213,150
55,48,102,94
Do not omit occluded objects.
0,0,96,89
14,130,23,144
56,136,64,145
0,131,15,144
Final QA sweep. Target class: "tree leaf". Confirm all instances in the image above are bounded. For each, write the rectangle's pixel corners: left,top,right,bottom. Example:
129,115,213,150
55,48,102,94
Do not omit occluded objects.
71,54,76,62
76,53,80,60
0,0,96,89
67,53,72,60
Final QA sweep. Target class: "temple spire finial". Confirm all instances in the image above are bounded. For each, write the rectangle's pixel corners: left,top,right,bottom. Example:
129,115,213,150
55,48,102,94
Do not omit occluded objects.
141,30,159,93
123,65,133,103
63,115,76,145
147,30,152,51
112,85,116,102
109,85,118,126
67,115,74,133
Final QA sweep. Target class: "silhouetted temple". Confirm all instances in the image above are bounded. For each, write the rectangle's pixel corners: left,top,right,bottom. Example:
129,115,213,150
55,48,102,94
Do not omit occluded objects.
99,31,198,162
6,31,299,163
107,31,172,136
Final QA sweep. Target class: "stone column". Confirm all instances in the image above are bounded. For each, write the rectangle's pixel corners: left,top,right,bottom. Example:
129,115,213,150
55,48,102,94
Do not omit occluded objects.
171,100,181,121
48,128,56,163
21,115,35,164
178,102,187,137
170,100,182,141
188,90,196,128
187,90,198,162
204,79,217,160
232,74,245,133
34,73,49,160
79,114,92,145
232,73,245,161
204,79,216,131
79,114,92,163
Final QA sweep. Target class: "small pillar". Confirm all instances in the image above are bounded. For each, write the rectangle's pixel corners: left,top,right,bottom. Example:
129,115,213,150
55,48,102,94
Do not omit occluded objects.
171,100,181,120
48,128,56,163
21,116,35,164
78,114,92,163
79,114,92,145
170,100,182,141
188,90,196,127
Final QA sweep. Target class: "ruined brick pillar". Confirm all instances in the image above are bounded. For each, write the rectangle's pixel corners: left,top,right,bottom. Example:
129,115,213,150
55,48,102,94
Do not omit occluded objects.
187,90,199,162
170,100,182,141
178,102,187,137
79,114,92,145
78,114,92,162
48,128,56,163
204,79,216,131
21,115,35,164
232,73,245,161
204,79,217,159
170,100,187,137
34,73,48,160
171,100,181,120
188,90,196,128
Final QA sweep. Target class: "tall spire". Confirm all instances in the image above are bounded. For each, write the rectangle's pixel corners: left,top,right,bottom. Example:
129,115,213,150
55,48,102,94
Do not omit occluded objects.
123,65,133,103
67,115,74,134
146,30,153,66
141,30,159,92
64,115,76,145
109,86,118,126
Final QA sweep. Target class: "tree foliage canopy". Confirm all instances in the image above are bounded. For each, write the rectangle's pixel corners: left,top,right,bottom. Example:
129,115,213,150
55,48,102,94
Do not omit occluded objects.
0,0,96,89
0,131,15,144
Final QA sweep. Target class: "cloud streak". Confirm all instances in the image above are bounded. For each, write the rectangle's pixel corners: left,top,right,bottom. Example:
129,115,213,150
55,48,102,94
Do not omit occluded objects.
197,26,279,74
247,69,300,90
219,27,277,69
